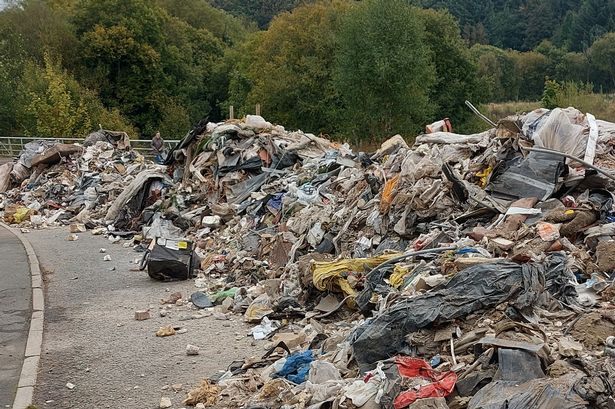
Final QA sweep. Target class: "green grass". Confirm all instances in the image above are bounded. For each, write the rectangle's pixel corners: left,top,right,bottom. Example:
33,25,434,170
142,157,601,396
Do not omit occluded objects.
484,87,615,124
554,88,615,122
483,100,542,121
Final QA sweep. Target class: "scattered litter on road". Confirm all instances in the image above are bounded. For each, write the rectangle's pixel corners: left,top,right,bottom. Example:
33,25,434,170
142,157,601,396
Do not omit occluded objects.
186,344,200,355
156,325,176,337
134,310,150,321
159,396,172,408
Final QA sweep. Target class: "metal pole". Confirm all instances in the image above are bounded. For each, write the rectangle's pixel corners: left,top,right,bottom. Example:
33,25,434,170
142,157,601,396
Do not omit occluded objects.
465,100,497,128
522,146,615,183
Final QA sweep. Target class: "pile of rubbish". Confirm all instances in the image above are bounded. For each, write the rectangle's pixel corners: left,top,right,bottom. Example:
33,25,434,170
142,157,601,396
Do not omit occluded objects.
3,108,615,408
0,129,161,229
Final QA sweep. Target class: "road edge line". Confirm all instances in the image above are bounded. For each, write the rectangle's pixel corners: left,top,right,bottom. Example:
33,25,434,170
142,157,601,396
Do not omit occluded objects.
1,222,44,409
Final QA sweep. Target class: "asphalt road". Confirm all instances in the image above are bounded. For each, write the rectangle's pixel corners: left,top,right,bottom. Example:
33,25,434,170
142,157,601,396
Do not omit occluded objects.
28,227,261,409
0,225,31,407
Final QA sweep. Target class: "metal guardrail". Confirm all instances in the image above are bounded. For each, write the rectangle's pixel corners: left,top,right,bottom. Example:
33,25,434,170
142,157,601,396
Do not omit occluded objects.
0,136,180,160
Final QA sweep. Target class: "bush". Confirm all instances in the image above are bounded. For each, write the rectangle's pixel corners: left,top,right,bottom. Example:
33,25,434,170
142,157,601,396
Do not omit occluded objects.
552,81,615,121
539,80,615,121
542,79,560,109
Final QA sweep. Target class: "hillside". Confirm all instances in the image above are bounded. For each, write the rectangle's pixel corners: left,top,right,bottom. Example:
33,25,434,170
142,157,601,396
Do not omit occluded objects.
211,0,614,52
1,0,615,141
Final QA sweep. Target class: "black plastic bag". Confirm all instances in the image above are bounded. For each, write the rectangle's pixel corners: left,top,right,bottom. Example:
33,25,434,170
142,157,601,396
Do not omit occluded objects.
143,238,195,281
350,254,573,371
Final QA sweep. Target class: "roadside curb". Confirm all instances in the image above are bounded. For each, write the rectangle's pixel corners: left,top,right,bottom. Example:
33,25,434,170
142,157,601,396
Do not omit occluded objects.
0,222,44,409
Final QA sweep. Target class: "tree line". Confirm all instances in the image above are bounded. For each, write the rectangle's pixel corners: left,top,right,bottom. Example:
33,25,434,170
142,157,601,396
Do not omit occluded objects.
1,0,615,142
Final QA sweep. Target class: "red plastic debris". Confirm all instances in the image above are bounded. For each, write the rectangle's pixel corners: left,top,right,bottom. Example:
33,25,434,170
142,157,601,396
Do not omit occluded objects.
393,356,458,409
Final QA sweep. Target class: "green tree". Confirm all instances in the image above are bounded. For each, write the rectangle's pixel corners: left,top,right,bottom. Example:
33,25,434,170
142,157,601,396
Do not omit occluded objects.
155,0,251,45
588,32,615,88
211,0,303,28
470,44,519,101
156,96,191,139
227,1,350,134
0,0,80,135
0,0,78,67
515,51,550,100
558,0,615,51
556,52,592,84
18,53,90,136
217,38,259,119
419,8,484,131
487,2,527,51
334,0,435,141
16,52,134,137
72,0,229,135
73,0,166,133
542,78,560,109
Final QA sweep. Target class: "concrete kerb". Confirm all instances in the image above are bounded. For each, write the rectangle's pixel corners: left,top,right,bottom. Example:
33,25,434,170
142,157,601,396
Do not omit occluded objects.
0,222,44,409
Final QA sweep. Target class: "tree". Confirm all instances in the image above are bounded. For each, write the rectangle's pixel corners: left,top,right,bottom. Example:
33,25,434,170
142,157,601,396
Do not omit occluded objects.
73,0,229,135
154,0,251,45
0,0,78,67
227,1,350,134
156,96,191,139
73,0,167,133
557,0,615,51
515,51,550,100
487,2,528,51
210,0,303,28
16,52,134,137
462,22,488,46
556,52,592,85
217,37,259,120
589,32,615,88
334,0,435,141
542,78,560,109
470,45,519,101
419,8,484,131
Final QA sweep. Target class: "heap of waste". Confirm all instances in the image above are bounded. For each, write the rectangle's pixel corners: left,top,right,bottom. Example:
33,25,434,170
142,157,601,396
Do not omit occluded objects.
3,109,615,408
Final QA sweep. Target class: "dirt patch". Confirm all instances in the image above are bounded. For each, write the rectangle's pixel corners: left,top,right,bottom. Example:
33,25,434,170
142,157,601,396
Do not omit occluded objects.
596,241,615,272
570,310,615,348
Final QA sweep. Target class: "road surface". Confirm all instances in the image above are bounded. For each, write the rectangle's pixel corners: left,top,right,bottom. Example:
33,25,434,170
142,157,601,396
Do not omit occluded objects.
26,227,261,408
0,225,31,407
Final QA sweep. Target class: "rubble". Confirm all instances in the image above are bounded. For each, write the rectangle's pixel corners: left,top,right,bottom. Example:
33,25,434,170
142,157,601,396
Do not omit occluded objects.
156,325,176,337
186,344,200,355
134,310,150,321
3,111,615,407
159,396,172,408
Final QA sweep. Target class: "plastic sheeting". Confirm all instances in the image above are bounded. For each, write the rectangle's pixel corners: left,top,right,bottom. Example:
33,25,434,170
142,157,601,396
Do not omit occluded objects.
275,350,313,384
487,151,565,201
84,129,131,149
105,169,172,223
350,254,573,370
146,238,194,281
0,162,12,193
392,357,457,409
531,108,588,161
312,253,402,298
467,373,587,409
